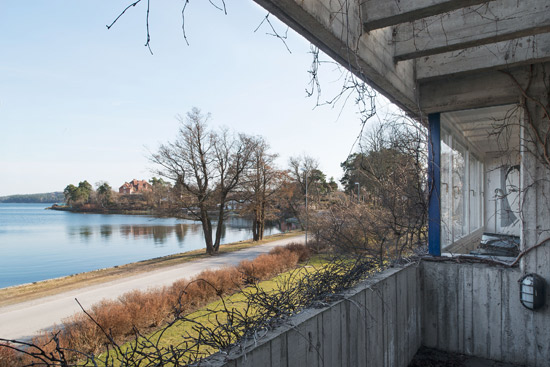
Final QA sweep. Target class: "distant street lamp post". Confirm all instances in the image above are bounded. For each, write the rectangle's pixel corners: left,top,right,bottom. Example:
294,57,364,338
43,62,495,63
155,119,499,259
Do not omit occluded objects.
355,182,360,203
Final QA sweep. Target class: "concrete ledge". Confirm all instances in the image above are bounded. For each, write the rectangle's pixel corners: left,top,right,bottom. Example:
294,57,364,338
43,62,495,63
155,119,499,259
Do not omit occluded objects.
207,263,422,367
421,261,550,366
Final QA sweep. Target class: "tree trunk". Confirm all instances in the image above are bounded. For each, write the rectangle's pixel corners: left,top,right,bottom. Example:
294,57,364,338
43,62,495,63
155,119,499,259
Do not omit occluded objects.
213,199,227,253
258,202,265,241
259,221,264,240
200,209,214,254
252,211,260,242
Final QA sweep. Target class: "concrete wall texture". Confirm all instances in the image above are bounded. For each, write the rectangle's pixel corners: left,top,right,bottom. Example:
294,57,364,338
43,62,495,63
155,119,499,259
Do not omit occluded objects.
209,261,550,367
422,261,550,367
210,264,422,367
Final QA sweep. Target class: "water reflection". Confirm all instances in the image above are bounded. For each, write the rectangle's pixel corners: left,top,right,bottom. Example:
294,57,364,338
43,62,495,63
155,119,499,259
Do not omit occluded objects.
119,224,191,244
79,226,93,241
67,222,207,245
175,223,199,242
218,222,227,239
100,225,113,239
66,218,286,245
224,216,252,229
0,204,286,289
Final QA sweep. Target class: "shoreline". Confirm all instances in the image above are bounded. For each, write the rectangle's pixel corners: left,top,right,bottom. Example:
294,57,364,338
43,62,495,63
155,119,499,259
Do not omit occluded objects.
47,204,188,218
0,231,303,308
47,204,252,221
0,234,306,341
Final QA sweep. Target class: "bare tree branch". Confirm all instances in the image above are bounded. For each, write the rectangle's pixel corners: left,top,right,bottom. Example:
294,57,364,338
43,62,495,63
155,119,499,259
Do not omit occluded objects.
254,13,292,53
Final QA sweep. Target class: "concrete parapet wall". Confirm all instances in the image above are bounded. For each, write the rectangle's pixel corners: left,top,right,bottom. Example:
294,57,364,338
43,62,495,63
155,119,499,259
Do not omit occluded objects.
209,264,422,367
422,261,550,366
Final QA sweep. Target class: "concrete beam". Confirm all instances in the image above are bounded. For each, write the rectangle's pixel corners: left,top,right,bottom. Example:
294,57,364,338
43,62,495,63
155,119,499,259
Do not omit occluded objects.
421,62,550,114
461,125,501,132
394,0,550,61
362,0,491,31
252,0,419,116
463,132,494,139
419,67,527,114
417,34,550,80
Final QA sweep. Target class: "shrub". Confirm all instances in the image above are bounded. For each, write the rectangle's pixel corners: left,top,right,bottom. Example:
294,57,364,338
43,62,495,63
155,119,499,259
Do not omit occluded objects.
16,332,66,367
270,242,311,262
0,343,18,367
239,249,300,282
7,242,311,365
60,313,104,355
119,288,173,328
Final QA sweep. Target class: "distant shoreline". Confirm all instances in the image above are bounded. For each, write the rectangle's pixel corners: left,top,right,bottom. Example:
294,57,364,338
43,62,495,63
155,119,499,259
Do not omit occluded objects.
0,191,64,204
47,203,193,219
46,204,255,222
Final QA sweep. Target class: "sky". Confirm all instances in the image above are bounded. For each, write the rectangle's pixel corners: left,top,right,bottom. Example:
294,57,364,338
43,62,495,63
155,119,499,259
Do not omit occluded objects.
0,1,399,197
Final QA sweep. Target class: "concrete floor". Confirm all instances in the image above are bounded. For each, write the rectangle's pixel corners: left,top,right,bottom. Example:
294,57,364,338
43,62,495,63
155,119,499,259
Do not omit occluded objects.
409,347,527,367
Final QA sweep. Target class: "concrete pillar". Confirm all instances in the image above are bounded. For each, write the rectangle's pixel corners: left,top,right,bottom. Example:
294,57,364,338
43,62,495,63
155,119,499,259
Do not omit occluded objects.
428,113,441,256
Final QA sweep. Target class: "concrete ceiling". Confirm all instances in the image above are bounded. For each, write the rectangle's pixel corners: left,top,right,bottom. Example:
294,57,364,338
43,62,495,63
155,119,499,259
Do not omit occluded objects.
442,105,521,157
253,0,550,117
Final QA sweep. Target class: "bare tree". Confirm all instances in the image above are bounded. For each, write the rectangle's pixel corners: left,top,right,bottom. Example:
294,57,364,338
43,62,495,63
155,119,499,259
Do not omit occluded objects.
283,155,335,230
240,137,284,241
285,155,319,229
150,107,254,254
359,120,427,257
313,118,428,260
210,129,256,251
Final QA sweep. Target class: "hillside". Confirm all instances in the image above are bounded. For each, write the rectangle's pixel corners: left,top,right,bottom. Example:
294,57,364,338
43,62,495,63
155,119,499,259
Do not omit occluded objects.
0,192,65,203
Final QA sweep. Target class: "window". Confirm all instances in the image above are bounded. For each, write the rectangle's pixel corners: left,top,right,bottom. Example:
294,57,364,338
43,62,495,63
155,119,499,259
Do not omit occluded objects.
469,155,483,232
440,130,452,248
441,129,484,249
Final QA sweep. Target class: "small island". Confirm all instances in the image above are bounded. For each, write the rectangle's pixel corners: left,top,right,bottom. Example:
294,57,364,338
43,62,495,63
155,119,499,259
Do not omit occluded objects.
49,178,180,217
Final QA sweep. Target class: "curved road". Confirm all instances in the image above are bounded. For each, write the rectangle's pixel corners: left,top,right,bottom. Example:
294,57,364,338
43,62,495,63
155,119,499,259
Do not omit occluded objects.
0,235,304,341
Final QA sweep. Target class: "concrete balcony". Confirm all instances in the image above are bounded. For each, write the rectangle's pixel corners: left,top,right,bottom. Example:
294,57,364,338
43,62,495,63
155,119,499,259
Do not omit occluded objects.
207,260,548,367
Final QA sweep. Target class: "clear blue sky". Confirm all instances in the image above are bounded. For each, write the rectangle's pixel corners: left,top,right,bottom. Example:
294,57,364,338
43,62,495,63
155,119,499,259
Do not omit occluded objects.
0,1,398,196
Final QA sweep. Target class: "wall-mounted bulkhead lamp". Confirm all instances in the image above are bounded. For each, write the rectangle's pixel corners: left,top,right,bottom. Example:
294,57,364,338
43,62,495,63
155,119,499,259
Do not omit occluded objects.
519,273,546,310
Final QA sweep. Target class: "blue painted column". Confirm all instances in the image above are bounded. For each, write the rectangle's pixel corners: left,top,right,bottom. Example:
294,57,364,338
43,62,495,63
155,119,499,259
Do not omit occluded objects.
428,113,441,256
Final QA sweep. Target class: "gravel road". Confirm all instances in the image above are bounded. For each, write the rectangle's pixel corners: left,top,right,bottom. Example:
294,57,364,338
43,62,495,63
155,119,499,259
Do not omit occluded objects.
0,235,304,341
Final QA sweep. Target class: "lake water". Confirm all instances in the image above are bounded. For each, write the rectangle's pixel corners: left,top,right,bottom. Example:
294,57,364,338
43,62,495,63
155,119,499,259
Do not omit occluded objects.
0,203,281,289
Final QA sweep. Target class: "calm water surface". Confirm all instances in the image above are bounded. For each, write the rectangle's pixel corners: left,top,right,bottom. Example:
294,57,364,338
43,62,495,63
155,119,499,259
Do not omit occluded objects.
0,203,281,289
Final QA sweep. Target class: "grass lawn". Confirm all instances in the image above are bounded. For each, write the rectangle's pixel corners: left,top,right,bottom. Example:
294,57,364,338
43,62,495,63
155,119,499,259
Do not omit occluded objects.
91,257,326,366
